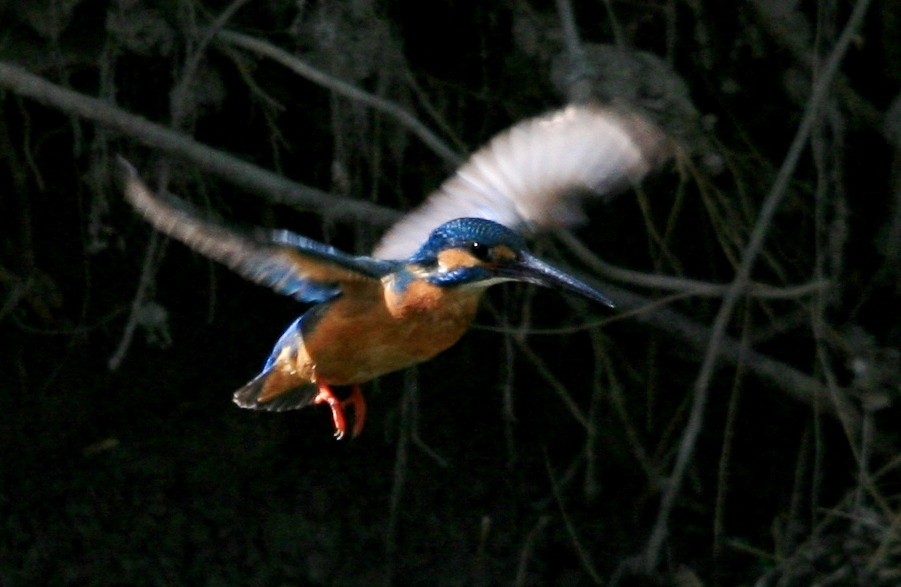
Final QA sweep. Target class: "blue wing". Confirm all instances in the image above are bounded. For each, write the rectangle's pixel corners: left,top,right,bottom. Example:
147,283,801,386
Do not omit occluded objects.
372,105,670,260
120,159,397,302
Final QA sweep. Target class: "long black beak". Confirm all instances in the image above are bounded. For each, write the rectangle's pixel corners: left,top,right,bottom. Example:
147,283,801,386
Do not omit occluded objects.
498,252,615,308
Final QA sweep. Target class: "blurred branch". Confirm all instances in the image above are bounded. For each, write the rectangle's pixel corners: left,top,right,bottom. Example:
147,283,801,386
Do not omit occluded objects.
0,266,61,325
544,448,603,584
596,339,661,489
560,231,831,299
553,0,593,103
111,0,254,371
515,515,552,587
748,0,883,131
170,0,253,127
385,367,418,583
215,29,464,167
641,0,874,572
0,61,399,227
107,232,161,370
518,339,589,429
0,269,28,323
537,281,863,428
110,0,263,369
477,259,856,431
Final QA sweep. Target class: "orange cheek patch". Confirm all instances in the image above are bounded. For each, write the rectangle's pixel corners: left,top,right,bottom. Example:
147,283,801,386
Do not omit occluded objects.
492,245,517,262
437,248,480,270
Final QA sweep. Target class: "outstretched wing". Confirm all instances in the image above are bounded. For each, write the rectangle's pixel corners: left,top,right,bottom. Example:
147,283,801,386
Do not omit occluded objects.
372,105,669,260
120,158,396,302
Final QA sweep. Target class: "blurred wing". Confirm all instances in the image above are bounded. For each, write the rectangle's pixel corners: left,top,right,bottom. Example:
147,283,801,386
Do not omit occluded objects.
120,159,395,302
372,105,669,260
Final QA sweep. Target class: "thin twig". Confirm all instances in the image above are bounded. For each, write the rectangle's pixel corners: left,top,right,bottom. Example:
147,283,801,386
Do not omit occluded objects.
748,0,882,131
11,305,126,335
712,305,750,574
385,368,416,582
517,339,589,429
596,341,661,489
476,280,860,428
111,0,253,369
544,448,603,584
514,515,552,587
215,29,464,167
0,274,28,323
641,0,873,571
500,299,519,468
553,0,597,105
0,61,400,226
559,231,831,300
583,330,605,500
170,0,253,127
409,364,450,468
108,232,161,370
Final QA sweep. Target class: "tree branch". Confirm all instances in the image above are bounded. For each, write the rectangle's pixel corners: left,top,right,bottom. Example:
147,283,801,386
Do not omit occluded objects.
640,0,874,571
0,61,400,227
215,29,464,167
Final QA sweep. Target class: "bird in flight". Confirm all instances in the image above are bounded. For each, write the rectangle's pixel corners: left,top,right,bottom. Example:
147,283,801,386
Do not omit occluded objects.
121,105,667,438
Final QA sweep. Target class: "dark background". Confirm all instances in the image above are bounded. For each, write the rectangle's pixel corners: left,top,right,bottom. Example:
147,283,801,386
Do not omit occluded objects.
2,0,900,585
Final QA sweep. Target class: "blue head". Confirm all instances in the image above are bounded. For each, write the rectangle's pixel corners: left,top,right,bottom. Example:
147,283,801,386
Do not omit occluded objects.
406,218,614,307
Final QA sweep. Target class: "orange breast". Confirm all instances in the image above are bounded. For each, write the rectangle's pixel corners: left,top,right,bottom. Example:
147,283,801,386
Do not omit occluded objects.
300,278,483,385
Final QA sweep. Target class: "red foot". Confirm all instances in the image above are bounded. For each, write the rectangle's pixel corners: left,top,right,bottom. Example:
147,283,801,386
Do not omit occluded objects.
345,385,367,439
312,384,346,438
313,383,367,439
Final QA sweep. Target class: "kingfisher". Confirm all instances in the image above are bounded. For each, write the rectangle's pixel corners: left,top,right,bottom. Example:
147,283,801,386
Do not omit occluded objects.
121,105,667,438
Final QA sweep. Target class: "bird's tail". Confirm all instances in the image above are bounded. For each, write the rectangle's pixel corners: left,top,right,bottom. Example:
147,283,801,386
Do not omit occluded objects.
232,368,320,412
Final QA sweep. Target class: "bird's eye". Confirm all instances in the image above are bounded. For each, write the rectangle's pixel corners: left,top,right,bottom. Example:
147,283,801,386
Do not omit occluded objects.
469,242,492,262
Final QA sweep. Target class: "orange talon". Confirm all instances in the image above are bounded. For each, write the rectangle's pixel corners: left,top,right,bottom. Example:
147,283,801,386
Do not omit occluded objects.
343,385,367,438
312,384,367,439
313,384,348,439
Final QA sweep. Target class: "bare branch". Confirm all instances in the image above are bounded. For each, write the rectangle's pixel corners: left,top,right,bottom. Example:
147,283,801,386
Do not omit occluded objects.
641,0,874,571
215,29,464,167
0,61,400,226
553,0,593,103
559,230,831,300
748,0,883,131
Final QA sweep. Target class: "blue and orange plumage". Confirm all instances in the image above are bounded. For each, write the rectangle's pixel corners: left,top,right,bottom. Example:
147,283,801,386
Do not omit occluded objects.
121,105,668,438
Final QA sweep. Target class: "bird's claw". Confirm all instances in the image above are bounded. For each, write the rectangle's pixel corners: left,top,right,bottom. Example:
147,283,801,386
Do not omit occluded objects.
313,384,366,439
